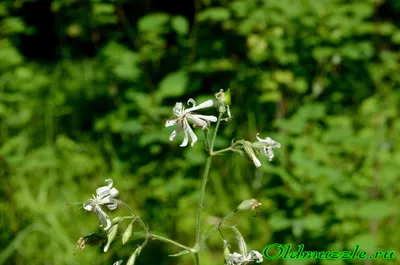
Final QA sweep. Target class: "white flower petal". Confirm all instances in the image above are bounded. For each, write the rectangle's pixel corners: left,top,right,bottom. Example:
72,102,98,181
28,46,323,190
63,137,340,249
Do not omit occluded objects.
187,98,196,107
169,129,179,141
98,195,112,204
105,179,113,188
185,121,198,147
94,205,111,230
173,102,183,116
188,114,208,129
96,186,110,197
113,260,123,265
228,252,244,265
190,114,217,124
256,133,281,148
180,121,189,147
256,133,263,142
248,250,263,263
185,99,214,113
107,200,118,211
83,204,92,211
165,119,177,127
109,187,119,197
262,146,274,161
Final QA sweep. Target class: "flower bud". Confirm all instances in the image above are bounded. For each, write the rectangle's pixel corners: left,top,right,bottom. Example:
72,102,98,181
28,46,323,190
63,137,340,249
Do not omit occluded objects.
242,141,261,167
215,89,231,105
122,221,134,245
112,216,124,224
127,246,143,265
237,235,248,258
223,239,231,261
230,226,247,257
104,224,118,252
215,89,231,116
237,199,262,211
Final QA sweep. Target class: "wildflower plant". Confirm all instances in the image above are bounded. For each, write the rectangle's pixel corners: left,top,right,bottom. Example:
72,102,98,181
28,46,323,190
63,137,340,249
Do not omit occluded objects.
74,89,281,265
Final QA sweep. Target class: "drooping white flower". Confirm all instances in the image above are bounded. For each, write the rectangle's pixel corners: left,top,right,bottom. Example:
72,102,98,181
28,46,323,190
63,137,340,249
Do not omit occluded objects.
253,134,281,161
83,179,119,230
165,98,217,147
228,250,263,265
242,140,262,168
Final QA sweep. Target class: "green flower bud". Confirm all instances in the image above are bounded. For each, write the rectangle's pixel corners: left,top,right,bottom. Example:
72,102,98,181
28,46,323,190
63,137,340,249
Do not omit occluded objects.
223,239,231,261
112,216,124,224
127,246,143,265
104,224,118,252
230,226,247,257
237,235,248,258
237,199,262,211
242,141,262,168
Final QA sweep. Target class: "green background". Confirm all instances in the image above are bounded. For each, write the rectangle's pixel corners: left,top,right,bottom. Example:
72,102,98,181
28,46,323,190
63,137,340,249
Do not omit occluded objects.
1,0,400,264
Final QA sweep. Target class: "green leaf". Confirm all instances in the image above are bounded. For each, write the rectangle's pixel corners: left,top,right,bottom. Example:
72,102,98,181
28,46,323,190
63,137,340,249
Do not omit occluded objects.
197,7,230,22
0,17,25,35
358,201,393,219
101,42,141,80
157,70,188,99
0,45,23,69
93,3,115,14
138,13,169,32
171,16,189,35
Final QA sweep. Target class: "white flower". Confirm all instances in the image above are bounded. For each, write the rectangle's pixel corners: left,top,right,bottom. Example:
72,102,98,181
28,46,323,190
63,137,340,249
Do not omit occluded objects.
254,134,281,161
165,98,217,147
228,250,263,265
113,260,123,265
83,179,119,230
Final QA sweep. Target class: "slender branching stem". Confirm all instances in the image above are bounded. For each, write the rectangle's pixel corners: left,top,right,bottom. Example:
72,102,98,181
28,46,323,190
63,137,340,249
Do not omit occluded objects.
211,147,233,156
201,209,237,242
194,112,223,265
132,231,194,252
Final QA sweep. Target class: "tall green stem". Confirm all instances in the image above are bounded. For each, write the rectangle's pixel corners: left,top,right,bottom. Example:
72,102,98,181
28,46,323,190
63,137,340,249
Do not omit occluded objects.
194,112,223,265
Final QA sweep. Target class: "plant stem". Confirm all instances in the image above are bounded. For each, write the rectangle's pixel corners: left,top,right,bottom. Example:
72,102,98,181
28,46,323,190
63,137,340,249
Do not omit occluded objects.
211,147,233,156
194,112,223,264
201,210,237,241
132,232,194,252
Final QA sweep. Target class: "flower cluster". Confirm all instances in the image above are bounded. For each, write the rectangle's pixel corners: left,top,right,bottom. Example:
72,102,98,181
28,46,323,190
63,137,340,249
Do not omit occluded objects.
83,179,119,230
77,90,281,265
165,98,217,147
228,250,263,265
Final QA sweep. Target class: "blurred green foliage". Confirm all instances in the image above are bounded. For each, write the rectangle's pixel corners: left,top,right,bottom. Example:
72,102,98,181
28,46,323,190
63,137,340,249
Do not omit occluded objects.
1,0,400,264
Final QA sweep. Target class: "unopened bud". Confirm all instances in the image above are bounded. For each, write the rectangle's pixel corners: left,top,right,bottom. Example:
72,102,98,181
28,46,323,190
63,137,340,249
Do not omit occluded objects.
127,246,143,265
223,239,231,261
242,141,261,168
237,199,262,211
104,224,118,252
112,216,124,224
230,226,247,257
215,89,231,114
215,89,231,105
237,235,247,257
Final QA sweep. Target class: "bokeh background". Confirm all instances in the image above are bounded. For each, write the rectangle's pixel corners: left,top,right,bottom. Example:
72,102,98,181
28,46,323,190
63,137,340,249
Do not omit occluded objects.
1,0,400,264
